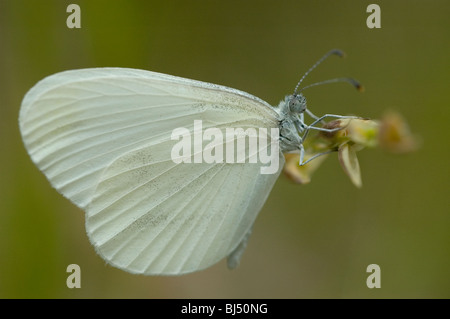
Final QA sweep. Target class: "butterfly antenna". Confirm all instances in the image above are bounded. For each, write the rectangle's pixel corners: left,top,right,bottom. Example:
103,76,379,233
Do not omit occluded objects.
293,49,345,94
298,77,364,93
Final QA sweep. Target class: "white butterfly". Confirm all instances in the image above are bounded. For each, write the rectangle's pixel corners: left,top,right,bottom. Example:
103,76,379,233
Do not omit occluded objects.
19,50,360,275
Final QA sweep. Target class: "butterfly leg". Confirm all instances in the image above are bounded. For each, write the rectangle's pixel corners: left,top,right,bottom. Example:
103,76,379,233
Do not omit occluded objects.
309,114,359,129
299,149,336,166
301,114,360,143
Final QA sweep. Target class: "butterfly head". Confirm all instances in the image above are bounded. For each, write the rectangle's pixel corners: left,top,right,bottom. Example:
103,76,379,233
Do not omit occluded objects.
287,93,307,115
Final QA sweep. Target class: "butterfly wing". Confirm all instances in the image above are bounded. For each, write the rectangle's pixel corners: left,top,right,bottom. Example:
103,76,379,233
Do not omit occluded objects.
19,68,283,274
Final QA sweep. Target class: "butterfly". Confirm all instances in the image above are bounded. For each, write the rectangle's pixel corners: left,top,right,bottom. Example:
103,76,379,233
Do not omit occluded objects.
19,49,361,275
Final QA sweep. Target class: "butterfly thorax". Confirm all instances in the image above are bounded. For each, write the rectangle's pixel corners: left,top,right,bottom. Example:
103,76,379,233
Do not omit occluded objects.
276,94,307,153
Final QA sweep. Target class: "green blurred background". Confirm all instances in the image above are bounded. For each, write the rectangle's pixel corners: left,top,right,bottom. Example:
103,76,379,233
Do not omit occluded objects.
0,0,449,298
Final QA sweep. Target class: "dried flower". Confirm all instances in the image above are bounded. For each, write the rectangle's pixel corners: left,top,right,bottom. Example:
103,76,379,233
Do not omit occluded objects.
378,110,419,153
